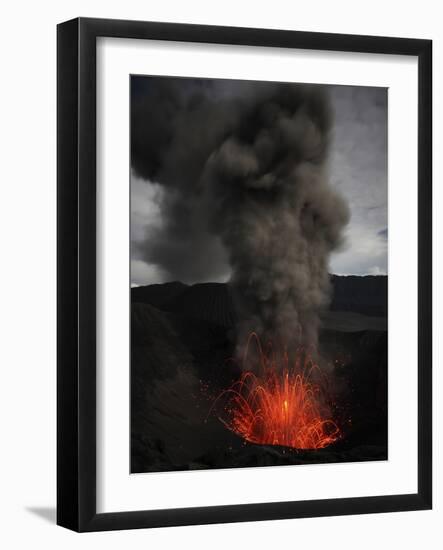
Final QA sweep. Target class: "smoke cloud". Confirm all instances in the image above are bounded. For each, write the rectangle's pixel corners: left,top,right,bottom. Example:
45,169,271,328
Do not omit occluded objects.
131,78,349,352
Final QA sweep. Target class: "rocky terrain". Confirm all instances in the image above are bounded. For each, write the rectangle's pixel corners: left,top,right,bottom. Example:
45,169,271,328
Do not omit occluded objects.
131,276,388,473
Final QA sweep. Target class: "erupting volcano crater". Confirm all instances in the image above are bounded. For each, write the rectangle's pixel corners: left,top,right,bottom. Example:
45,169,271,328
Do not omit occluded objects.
210,333,341,450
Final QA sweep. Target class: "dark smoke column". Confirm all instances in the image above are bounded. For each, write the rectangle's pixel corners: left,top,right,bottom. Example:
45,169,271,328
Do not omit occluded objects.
204,85,350,354
131,79,349,356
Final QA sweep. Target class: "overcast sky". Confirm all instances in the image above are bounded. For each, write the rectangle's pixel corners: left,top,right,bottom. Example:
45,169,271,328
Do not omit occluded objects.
130,79,387,286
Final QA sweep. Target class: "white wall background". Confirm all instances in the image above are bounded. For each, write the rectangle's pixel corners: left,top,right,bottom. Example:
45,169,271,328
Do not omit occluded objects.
0,0,440,547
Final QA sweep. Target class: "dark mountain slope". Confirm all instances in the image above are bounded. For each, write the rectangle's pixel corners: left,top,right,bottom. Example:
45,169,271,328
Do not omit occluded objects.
330,275,387,317
130,297,387,473
131,281,187,310
131,275,387,329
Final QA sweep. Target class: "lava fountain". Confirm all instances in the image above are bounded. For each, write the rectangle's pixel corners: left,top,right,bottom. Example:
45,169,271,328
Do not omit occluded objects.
211,333,340,450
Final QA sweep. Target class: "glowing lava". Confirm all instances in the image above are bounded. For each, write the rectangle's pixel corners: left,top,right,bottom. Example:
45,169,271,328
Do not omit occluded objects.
212,334,340,450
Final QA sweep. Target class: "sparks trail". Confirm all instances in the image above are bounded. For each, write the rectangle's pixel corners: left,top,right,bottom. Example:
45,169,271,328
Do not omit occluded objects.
209,333,340,450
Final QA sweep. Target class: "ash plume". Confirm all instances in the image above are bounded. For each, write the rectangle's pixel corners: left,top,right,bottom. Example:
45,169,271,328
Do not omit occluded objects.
131,78,349,354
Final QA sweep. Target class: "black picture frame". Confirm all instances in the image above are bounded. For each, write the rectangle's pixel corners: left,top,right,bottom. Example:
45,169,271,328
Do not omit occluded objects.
57,17,432,532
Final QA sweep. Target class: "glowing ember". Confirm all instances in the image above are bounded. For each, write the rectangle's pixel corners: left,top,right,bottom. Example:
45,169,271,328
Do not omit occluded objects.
211,334,340,450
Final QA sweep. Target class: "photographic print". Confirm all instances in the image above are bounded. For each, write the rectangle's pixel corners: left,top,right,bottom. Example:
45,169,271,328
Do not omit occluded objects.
130,76,388,474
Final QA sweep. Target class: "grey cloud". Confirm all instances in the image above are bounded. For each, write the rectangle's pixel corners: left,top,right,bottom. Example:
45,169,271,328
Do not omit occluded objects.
328,85,387,276
131,80,388,283
378,228,388,240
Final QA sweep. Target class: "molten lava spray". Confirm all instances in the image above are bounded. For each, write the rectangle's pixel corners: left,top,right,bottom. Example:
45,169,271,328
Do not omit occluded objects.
212,334,340,449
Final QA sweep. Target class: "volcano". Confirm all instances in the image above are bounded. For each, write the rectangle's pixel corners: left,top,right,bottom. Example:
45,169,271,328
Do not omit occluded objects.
130,275,387,473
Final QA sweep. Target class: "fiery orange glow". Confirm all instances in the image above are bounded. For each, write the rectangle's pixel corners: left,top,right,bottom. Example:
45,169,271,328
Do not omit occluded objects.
212,334,340,450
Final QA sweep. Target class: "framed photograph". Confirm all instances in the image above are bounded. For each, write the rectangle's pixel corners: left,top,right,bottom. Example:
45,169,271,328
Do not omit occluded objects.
57,17,432,531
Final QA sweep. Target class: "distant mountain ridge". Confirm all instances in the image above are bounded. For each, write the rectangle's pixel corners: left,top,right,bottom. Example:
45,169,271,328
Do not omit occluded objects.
329,275,387,317
132,275,387,328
